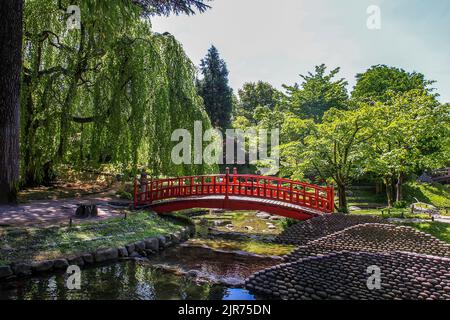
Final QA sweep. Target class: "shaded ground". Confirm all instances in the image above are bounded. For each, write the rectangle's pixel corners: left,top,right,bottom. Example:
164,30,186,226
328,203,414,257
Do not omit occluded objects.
0,191,130,227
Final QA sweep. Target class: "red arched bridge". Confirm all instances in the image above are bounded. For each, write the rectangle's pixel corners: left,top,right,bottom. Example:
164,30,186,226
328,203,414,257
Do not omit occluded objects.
134,168,335,220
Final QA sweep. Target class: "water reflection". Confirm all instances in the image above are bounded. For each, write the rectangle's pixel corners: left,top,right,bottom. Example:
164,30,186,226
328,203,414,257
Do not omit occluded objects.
0,261,257,300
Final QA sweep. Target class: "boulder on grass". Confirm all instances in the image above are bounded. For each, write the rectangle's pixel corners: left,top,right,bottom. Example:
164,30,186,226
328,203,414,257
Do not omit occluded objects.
31,260,54,273
94,248,119,263
144,238,159,251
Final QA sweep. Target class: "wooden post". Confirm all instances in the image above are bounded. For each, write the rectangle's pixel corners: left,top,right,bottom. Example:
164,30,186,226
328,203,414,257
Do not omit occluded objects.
225,167,230,200
290,183,294,203
233,167,237,195
328,185,335,213
149,177,153,204
264,178,267,198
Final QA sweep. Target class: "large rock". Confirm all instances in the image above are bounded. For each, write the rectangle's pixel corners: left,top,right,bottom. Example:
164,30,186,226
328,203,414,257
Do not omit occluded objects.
157,235,167,248
31,260,54,273
53,259,69,270
118,247,129,257
256,212,271,219
0,265,13,278
94,248,119,263
144,238,159,251
134,241,146,252
68,256,85,267
82,253,94,264
171,232,181,244
125,243,135,254
12,263,32,276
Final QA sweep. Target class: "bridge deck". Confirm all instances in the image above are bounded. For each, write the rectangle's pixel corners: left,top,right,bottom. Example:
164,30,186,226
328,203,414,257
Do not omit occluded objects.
149,195,325,217
134,170,334,220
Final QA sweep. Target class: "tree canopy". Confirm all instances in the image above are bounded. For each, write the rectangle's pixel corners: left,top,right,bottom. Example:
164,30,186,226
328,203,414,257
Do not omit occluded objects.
352,65,436,103
237,64,449,212
20,0,216,186
132,0,212,16
283,64,349,122
235,81,282,123
197,45,233,131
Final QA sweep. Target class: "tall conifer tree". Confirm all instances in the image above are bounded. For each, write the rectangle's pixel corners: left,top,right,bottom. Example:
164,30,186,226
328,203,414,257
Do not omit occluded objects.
197,46,233,130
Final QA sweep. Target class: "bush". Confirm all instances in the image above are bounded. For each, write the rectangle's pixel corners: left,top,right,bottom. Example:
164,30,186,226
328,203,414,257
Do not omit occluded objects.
280,218,299,230
394,201,407,209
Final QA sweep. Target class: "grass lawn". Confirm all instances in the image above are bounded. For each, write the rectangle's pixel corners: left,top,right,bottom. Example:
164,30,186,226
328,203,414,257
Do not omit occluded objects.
0,211,183,265
403,181,450,208
398,221,450,244
350,208,432,220
347,187,386,208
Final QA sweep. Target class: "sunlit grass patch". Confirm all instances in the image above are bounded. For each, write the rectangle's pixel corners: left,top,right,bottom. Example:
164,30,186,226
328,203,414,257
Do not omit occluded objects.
0,211,182,264
399,221,450,244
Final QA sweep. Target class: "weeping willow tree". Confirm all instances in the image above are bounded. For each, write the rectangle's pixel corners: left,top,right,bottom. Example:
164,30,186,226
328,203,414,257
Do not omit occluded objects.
21,0,216,186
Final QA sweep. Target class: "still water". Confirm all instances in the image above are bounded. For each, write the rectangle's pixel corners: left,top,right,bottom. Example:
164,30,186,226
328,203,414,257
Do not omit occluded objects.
0,261,257,300
0,212,287,300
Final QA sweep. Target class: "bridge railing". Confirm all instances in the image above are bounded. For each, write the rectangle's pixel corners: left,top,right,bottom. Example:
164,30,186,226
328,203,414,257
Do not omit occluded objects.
134,168,335,213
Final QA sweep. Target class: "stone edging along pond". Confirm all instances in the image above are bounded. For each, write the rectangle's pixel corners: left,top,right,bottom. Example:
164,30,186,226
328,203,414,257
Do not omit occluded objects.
0,225,194,281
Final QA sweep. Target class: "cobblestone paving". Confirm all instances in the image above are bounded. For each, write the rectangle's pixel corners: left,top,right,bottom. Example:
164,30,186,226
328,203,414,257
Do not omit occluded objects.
284,223,450,261
246,251,450,300
247,215,450,300
274,214,382,245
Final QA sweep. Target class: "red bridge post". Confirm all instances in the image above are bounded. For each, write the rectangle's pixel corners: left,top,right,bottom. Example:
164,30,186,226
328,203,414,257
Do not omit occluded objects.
225,167,230,200
328,185,335,213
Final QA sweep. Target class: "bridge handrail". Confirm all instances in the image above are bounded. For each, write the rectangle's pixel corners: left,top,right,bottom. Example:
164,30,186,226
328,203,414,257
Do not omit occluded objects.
134,169,335,213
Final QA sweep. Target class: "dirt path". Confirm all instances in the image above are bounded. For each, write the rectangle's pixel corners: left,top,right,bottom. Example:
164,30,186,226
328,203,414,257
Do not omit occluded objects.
0,192,131,227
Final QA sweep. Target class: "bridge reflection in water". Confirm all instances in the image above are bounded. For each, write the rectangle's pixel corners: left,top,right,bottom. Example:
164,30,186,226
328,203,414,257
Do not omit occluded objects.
134,168,334,220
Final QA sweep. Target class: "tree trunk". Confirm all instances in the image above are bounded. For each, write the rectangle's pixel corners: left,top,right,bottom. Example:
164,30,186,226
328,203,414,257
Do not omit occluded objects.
337,184,348,213
395,172,404,203
384,177,393,208
0,0,23,203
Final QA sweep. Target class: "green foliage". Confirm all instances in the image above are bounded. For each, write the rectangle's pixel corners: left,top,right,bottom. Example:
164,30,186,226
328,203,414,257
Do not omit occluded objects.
280,218,299,230
283,64,348,122
393,201,407,209
133,0,212,16
20,0,216,186
235,81,282,123
352,65,436,103
362,91,449,206
197,45,233,131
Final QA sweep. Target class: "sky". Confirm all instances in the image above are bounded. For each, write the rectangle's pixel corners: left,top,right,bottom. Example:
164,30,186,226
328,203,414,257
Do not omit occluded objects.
151,0,450,102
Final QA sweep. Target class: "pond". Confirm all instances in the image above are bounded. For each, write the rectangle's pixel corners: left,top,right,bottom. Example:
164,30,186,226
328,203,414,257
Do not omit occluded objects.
0,211,292,300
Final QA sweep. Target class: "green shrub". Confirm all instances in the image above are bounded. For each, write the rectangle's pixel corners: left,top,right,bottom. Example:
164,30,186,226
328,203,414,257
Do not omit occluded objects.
394,201,407,209
280,218,299,230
